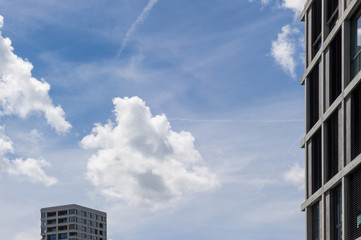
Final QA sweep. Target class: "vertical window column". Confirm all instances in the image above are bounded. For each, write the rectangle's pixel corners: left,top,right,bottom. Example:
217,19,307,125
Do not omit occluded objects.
348,166,361,240
312,202,321,240
326,0,339,34
312,0,322,57
326,110,339,181
351,11,361,80
329,31,342,104
307,65,320,131
332,185,342,240
312,130,322,193
351,84,361,159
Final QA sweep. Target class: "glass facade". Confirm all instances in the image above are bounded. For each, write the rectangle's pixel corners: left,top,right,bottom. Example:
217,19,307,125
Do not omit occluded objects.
69,209,77,215
333,185,342,240
48,235,56,240
312,202,320,240
302,1,361,240
351,14,361,79
326,0,338,32
58,233,67,239
348,167,361,240
80,210,86,217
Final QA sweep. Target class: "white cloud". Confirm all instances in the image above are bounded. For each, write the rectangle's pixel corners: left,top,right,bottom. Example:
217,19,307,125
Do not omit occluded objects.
250,0,306,15
248,0,270,4
7,158,57,186
282,0,306,14
271,24,300,78
0,126,57,186
81,96,218,208
0,15,71,133
117,0,158,56
0,129,13,155
0,15,63,186
284,162,304,189
249,0,306,77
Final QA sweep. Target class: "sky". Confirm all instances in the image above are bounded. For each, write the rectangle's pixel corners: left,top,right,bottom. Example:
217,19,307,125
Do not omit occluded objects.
0,0,307,239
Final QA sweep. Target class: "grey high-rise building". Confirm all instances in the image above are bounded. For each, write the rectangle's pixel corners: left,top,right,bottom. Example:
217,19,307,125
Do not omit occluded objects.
40,204,107,240
301,0,361,239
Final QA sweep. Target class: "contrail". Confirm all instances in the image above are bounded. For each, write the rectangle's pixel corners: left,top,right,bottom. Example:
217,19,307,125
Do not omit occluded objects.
116,0,158,57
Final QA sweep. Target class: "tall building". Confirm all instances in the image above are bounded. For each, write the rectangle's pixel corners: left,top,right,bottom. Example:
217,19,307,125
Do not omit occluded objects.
301,0,361,239
40,204,107,240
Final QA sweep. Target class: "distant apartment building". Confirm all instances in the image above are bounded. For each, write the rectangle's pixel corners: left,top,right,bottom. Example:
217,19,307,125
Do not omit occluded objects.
301,0,361,239
41,204,107,240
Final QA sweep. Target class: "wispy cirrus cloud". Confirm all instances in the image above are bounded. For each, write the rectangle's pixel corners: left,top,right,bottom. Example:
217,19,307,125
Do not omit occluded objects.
117,0,158,56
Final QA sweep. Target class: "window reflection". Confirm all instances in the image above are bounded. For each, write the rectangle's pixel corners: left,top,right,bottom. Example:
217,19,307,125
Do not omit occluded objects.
351,17,361,79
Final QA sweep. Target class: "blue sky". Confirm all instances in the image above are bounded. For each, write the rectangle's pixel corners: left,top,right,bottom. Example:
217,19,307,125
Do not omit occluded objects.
0,0,307,239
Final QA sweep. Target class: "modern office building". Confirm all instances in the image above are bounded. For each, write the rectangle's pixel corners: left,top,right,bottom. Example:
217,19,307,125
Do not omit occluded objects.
40,204,107,240
301,0,361,239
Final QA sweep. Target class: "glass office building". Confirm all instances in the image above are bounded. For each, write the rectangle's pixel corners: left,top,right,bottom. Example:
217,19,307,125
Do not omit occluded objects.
301,0,361,239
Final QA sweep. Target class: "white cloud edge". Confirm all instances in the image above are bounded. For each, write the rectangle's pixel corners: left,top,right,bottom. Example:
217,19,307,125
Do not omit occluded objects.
0,126,57,186
250,0,306,14
271,24,300,78
283,162,304,189
0,15,3,29
248,1,306,78
282,0,307,14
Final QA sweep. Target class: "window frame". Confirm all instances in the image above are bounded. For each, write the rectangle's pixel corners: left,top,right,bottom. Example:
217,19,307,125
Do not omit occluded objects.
326,0,339,32
350,8,361,79
332,185,342,240
312,202,321,240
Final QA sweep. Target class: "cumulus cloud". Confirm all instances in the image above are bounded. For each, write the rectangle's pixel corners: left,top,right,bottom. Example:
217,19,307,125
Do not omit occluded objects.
7,158,57,186
0,15,61,186
250,0,306,78
81,96,218,208
282,0,306,14
250,0,306,15
0,15,71,133
0,127,57,186
271,25,300,78
283,163,304,189
117,0,158,56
